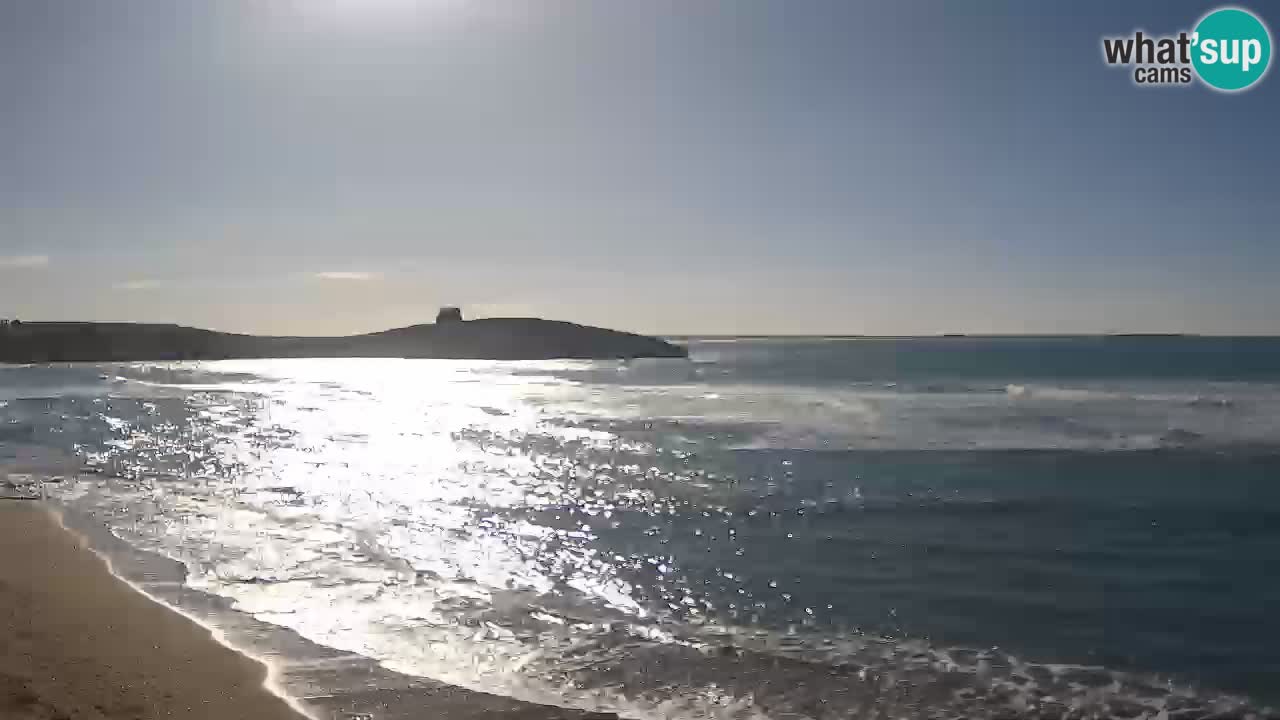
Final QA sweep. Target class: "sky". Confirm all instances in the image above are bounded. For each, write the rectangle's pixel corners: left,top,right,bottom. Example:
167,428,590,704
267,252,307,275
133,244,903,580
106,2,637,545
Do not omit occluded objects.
1,0,1277,336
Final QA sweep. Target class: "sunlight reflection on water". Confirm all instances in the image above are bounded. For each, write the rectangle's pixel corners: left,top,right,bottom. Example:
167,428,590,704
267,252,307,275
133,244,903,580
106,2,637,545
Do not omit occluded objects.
5,355,1276,719
59,360,720,708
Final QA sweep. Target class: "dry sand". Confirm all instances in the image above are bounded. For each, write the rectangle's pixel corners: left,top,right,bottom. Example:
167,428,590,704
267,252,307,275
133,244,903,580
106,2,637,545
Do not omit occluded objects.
0,501,310,720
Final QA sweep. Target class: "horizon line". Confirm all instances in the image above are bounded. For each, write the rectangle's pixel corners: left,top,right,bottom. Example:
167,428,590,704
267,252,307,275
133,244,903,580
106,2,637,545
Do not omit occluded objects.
7,319,1280,341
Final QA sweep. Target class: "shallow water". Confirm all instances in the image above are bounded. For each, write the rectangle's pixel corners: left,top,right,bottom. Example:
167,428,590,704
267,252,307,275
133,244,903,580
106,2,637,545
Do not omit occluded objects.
3,337,1279,718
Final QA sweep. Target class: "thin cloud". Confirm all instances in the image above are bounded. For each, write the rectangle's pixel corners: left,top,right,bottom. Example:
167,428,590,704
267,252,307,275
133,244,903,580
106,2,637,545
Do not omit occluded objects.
113,279,161,290
0,255,50,269
314,271,380,281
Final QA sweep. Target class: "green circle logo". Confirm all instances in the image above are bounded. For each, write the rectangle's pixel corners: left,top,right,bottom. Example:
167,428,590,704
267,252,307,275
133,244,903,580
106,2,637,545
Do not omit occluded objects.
1192,7,1272,91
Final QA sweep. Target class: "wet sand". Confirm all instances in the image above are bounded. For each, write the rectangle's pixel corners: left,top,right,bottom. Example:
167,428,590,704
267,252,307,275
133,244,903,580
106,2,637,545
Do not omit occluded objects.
1,492,621,720
0,501,309,720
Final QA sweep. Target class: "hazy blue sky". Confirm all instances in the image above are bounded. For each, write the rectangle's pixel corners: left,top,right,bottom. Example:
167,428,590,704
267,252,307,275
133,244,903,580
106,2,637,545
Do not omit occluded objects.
2,1,1277,335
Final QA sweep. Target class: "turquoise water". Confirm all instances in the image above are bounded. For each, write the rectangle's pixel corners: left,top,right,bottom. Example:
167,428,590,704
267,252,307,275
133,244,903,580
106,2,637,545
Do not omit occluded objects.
2,337,1278,718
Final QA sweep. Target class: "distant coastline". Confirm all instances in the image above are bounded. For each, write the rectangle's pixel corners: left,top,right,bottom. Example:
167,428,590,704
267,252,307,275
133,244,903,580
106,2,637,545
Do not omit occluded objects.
0,315,687,363
666,333,1237,341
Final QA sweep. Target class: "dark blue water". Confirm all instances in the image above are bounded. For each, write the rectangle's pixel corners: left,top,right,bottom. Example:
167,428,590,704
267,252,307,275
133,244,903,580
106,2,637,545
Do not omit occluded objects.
681,335,1280,382
581,449,1280,697
531,337,1280,703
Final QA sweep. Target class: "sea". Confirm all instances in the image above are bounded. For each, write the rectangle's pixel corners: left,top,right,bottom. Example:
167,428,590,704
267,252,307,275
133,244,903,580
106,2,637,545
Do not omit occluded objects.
2,336,1279,719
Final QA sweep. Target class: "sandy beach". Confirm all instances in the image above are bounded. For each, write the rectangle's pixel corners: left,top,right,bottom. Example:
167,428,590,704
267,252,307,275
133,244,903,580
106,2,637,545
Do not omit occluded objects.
0,501,309,720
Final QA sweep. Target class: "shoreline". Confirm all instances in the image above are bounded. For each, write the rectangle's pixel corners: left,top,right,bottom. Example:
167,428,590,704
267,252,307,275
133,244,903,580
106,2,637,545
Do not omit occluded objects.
2,494,621,720
4,465,1278,718
0,500,310,720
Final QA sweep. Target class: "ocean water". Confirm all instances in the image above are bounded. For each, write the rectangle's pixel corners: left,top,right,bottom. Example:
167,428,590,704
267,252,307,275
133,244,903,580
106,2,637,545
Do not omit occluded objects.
3,337,1280,719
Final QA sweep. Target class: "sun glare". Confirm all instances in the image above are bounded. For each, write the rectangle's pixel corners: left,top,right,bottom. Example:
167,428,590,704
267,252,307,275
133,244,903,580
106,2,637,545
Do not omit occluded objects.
322,0,464,23
278,0,469,32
